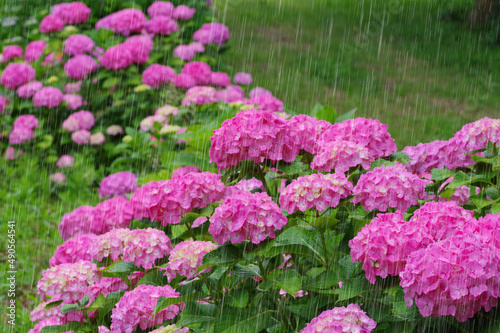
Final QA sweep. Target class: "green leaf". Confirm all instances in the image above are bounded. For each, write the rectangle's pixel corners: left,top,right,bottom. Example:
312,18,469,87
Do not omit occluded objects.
336,276,374,302
335,108,356,122
153,292,205,316
274,270,302,296
449,171,494,188
232,264,261,278
315,105,337,124
177,301,217,327
60,303,81,315
390,152,411,164
180,212,203,225
36,135,53,149
214,307,272,333
44,299,63,309
264,226,324,264
430,168,455,181
102,261,137,273
96,290,126,323
392,301,418,321
200,244,244,269
470,194,496,209
227,289,250,308
491,203,500,214
102,77,120,89
276,158,309,176
486,187,499,201
40,321,84,333
311,216,339,233
310,103,324,117
371,159,395,169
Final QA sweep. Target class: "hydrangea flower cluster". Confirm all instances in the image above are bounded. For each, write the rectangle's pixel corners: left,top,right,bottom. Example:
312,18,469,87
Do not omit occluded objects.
59,205,96,240
402,140,448,176
173,44,196,61
71,129,91,144
39,15,64,33
279,173,353,213
181,86,218,106
316,118,397,160
173,5,196,20
1,63,36,90
171,165,201,179
122,228,173,270
110,284,183,333
349,212,435,284
209,109,296,170
92,196,134,234
49,233,96,267
459,214,500,251
287,115,331,154
37,260,101,303
235,177,265,192
193,22,230,45
399,234,500,322
64,34,95,56
142,64,175,87
301,304,377,333
149,325,189,333
209,191,287,244
64,55,99,79
25,40,46,62
3,45,23,61
62,94,83,110
30,301,61,322
9,115,39,145
51,2,91,24
211,72,231,87
62,110,95,133
216,85,246,103
98,171,138,198
234,72,252,85
148,1,175,17
311,139,371,173
95,9,147,36
33,87,64,108
17,81,43,98
181,61,212,85
89,228,131,262
161,240,219,281
146,16,179,36
352,164,431,212
248,94,283,113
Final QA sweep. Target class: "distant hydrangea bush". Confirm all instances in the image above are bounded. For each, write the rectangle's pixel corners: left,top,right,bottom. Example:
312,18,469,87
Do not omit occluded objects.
301,304,377,333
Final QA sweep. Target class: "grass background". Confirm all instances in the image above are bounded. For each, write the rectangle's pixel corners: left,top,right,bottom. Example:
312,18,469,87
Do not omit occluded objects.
2,0,500,331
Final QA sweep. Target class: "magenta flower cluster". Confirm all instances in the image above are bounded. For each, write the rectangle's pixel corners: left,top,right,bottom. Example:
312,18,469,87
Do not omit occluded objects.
62,110,95,133
311,139,371,173
1,63,35,90
287,115,331,154
49,234,96,267
9,115,39,145
301,303,377,333
193,22,230,45
98,171,138,198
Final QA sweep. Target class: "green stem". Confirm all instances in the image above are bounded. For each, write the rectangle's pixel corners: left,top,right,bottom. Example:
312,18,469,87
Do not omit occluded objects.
255,255,267,281
319,230,330,269
256,165,271,196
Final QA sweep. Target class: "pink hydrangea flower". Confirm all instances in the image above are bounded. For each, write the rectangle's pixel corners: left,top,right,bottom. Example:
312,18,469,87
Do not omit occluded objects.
402,140,449,176
349,212,435,284
32,87,63,108
249,87,272,98
63,94,83,110
311,139,371,173
95,9,147,36
161,240,218,281
64,34,95,56
110,285,183,333
460,214,500,251
216,86,246,103
28,316,62,333
90,132,106,145
50,173,66,185
123,35,154,64
52,2,90,24
89,228,131,262
352,163,431,212
92,196,134,235
148,1,175,18
171,166,202,179
71,129,91,144
39,15,64,33
142,64,175,87
30,301,61,322
234,72,252,85
248,94,283,112
64,81,82,94
9,127,34,144
56,155,74,168
49,234,96,267
41,52,62,67
2,45,23,61
64,55,99,79
193,22,230,45
17,81,43,98
99,171,138,198
181,61,212,85
400,234,500,322
140,115,167,132
209,109,296,170
155,105,178,117
316,118,397,160
173,44,195,61
37,260,101,303
149,325,188,333
211,72,231,87
189,42,205,53
0,95,9,113
181,86,218,106
4,147,23,160
209,191,287,244
99,44,133,70
145,16,179,36
106,125,123,136
59,205,96,240
1,63,36,90
122,228,172,270
129,181,160,220
173,73,197,89
172,5,195,20
63,110,95,132
235,177,265,192
287,115,331,154
13,115,39,130
301,304,377,333
280,173,353,213
25,40,46,62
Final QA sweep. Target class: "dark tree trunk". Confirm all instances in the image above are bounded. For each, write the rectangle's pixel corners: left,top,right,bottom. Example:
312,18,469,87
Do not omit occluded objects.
468,0,500,27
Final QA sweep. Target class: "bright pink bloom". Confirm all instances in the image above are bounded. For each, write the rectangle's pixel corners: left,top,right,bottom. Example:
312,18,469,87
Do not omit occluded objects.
13,115,39,130
301,304,376,333
49,234,96,267
234,72,253,85
215,86,246,103
33,87,63,108
17,81,43,98
64,55,99,79
64,34,95,56
148,1,175,18
122,228,172,270
92,196,134,235
100,44,133,70
124,35,154,64
248,94,283,112
173,74,196,89
181,61,212,85
62,110,95,132
39,15,64,33
52,2,90,24
171,166,201,179
63,94,83,110
145,16,179,36
181,86,218,106
59,206,96,240
402,140,449,176
95,9,147,36
56,155,74,168
211,72,231,87
9,127,34,144
287,114,331,154
99,171,138,198
0,96,8,113
172,5,195,20
460,214,500,252
209,191,287,244
1,63,35,90
71,129,91,144
193,22,230,45
311,139,371,173
25,41,46,62
2,45,23,61
189,42,205,53
142,64,175,87
29,315,62,333
173,44,195,61
249,87,272,98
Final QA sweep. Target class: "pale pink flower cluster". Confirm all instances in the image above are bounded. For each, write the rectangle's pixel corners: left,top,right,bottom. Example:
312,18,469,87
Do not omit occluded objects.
39,15,64,33
146,16,179,36
50,173,67,185
349,212,434,284
171,165,201,179
91,134,106,145
248,94,283,112
62,94,83,110
181,86,218,106
107,125,124,136
209,109,296,170
37,260,101,303
110,284,183,333
174,73,197,89
233,72,252,85
56,155,75,168
1,63,35,90
25,40,46,62
209,191,287,244
193,22,230,45
64,81,82,94
211,72,231,87
64,34,95,56
148,1,175,17
161,240,218,281
181,61,212,85
49,234,96,267
71,129,91,144
59,205,95,240
173,44,196,61
100,35,154,70
30,301,60,322
92,196,134,234
142,64,176,87
316,118,397,160
301,304,376,333
33,87,64,108
2,45,23,61
400,234,500,322
90,228,130,262
52,2,91,24
352,164,431,212
62,110,95,133
311,139,371,173
140,114,168,132
96,9,147,36
64,55,99,79
172,5,196,20
249,87,272,98
9,114,39,145
28,316,63,333
216,85,246,103
402,140,448,176
287,115,331,154
17,81,43,98
279,173,353,213
235,177,264,192
98,171,138,198
150,325,189,333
